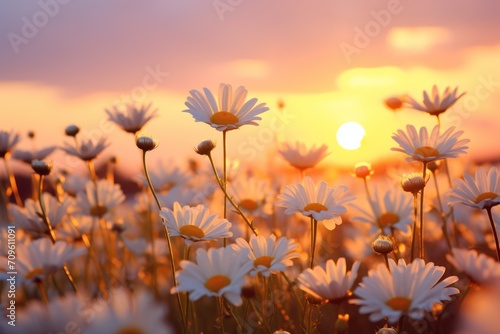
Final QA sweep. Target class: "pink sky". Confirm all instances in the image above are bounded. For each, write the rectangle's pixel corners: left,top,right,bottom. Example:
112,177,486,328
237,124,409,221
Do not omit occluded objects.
1,0,500,174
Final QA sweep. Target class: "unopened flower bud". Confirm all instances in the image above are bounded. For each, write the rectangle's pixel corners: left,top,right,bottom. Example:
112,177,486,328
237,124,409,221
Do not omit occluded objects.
136,133,159,151
65,125,80,137
241,281,256,299
385,97,403,111
28,130,35,139
31,160,53,176
335,314,349,334
427,161,441,173
401,173,426,195
353,162,373,179
194,140,216,156
372,235,394,255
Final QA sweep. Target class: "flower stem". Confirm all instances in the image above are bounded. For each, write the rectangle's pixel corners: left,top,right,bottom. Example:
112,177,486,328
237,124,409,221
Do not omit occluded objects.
419,162,427,259
410,194,418,262
141,150,185,329
207,153,258,236
486,207,500,262
310,218,318,269
38,175,78,293
431,170,452,251
3,156,23,207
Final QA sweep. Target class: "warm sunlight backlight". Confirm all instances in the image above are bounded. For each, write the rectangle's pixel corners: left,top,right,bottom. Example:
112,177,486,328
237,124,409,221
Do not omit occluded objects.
336,122,365,150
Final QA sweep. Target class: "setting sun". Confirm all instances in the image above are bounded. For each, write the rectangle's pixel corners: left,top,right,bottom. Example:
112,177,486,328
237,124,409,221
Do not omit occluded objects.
336,121,366,150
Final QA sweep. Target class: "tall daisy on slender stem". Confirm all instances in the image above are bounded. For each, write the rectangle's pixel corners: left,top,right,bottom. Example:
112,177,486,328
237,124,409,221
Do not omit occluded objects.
392,124,469,259
31,160,79,293
184,84,269,244
448,166,500,261
278,141,329,177
135,132,186,330
105,102,158,134
276,176,354,268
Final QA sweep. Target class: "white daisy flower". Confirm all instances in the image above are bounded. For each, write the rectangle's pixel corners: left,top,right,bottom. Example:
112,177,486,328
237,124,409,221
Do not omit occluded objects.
351,188,412,235
278,141,329,171
0,237,86,283
84,288,173,334
61,134,109,161
448,166,500,210
405,85,465,117
233,234,300,277
351,258,459,324
9,194,72,237
159,202,232,246
183,83,269,131
0,293,89,333
0,129,21,158
12,145,57,164
74,179,125,219
391,124,469,163
227,177,275,217
446,247,500,285
297,257,360,303
172,246,253,306
105,102,158,134
136,161,190,192
276,176,355,230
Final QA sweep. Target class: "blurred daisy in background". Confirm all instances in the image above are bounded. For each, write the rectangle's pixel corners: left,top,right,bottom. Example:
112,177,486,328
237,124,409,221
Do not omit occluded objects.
2,237,86,284
74,179,125,220
446,247,500,285
405,85,465,119
227,177,275,218
106,102,158,134
351,188,412,235
85,288,173,333
391,125,469,163
278,141,329,172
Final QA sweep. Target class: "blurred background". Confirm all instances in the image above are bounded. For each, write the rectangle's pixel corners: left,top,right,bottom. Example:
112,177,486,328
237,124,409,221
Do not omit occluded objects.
1,0,499,176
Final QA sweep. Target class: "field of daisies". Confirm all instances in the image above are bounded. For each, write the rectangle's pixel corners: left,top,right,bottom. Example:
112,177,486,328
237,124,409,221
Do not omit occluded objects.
1,84,500,334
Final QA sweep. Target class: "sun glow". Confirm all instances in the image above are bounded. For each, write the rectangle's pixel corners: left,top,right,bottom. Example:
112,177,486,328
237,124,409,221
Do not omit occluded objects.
336,122,366,150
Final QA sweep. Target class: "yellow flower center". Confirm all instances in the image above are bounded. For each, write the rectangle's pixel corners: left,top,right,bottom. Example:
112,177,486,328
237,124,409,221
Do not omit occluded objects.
377,212,400,227
25,268,45,280
205,275,231,292
179,225,205,239
303,202,328,213
115,326,144,334
240,199,259,212
475,192,498,203
90,204,108,217
210,111,239,125
385,296,412,311
414,146,439,158
254,256,274,268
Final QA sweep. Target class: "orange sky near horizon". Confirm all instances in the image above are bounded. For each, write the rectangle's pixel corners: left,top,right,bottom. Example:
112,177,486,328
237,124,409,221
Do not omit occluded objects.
1,1,500,178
